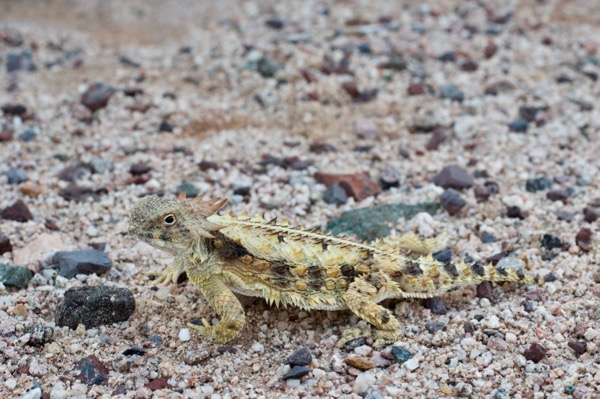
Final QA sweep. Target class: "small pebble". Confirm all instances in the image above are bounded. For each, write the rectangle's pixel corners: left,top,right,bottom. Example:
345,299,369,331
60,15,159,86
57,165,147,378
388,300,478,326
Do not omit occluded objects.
251,341,265,353
567,341,587,356
19,128,37,142
439,189,468,216
477,281,494,300
403,357,420,371
1,199,33,222
0,265,33,288
5,168,28,184
546,189,570,202
81,82,115,112
76,354,109,385
352,372,376,394
424,297,447,314
524,343,547,363
179,328,191,342
53,249,112,278
0,233,12,254
575,228,592,252
526,177,553,192
323,184,348,205
391,346,413,363
508,118,528,133
26,326,53,346
281,365,310,381
432,165,473,189
345,356,376,370
425,321,445,333
158,120,173,132
541,234,564,251
438,84,464,101
286,347,312,367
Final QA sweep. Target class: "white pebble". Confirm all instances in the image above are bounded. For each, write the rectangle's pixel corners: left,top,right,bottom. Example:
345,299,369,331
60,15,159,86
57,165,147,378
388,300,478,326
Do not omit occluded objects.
50,382,67,399
584,328,598,341
486,315,500,329
251,341,264,353
312,368,326,379
352,371,376,394
286,379,301,388
4,379,17,390
505,333,517,343
354,345,373,357
403,357,420,371
19,388,41,399
179,328,191,342
546,283,557,295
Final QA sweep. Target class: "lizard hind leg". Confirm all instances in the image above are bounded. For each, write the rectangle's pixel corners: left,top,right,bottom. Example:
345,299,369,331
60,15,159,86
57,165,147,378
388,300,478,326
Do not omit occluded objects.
337,278,401,349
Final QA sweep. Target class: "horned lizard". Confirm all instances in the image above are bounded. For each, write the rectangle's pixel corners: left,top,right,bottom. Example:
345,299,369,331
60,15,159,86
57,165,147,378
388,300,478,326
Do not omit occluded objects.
128,193,538,348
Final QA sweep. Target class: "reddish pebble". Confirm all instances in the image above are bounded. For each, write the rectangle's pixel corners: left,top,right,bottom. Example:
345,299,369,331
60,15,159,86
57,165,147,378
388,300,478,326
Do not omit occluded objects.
146,377,168,391
130,162,152,175
426,128,448,151
407,82,425,96
575,228,592,252
484,41,499,58
1,200,33,222
583,207,599,223
546,189,569,202
314,172,380,201
476,281,494,300
567,341,587,356
524,343,547,363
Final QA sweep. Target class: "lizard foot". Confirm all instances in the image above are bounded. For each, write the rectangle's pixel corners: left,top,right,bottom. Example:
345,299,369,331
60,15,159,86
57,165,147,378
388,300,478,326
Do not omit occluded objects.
147,262,186,286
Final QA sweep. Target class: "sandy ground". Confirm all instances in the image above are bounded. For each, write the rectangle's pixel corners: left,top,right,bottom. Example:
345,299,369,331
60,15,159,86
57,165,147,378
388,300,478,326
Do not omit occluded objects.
0,0,599,398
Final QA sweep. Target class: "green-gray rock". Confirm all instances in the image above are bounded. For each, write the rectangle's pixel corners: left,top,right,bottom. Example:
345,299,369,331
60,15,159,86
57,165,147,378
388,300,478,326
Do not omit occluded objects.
0,265,33,289
325,202,439,242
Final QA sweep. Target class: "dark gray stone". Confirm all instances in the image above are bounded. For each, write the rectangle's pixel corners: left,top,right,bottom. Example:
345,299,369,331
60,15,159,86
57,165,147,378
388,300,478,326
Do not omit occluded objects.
55,285,135,329
256,57,281,78
439,189,468,216
281,365,311,381
326,202,439,241
286,347,312,367
5,168,28,184
433,165,473,189
323,184,348,205
424,297,447,315
53,249,112,278
0,233,12,255
0,265,33,288
425,321,445,333
176,181,199,198
81,83,115,112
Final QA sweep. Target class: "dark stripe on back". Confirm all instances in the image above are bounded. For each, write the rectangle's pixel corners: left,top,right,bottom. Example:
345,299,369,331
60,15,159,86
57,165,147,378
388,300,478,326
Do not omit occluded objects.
308,265,325,289
214,232,251,259
405,260,423,276
471,262,485,277
442,261,458,279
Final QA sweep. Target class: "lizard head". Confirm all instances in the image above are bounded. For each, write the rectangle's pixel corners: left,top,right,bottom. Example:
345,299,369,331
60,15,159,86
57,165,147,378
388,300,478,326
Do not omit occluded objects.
128,192,227,255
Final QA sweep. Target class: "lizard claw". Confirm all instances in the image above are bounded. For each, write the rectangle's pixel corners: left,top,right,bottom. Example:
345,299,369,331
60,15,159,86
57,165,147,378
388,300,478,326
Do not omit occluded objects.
146,262,186,285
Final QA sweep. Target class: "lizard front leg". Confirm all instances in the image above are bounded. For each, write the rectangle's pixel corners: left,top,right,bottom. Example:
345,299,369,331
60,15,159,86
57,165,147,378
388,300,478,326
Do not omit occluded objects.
338,278,401,349
146,256,186,285
186,265,246,344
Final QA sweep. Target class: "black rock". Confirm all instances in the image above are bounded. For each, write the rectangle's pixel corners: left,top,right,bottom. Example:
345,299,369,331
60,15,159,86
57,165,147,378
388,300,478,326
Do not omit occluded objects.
129,162,152,175
440,189,468,216
55,285,135,329
76,354,109,385
508,118,528,133
0,265,33,288
282,365,311,381
58,184,95,202
5,168,28,184
122,347,146,356
81,83,115,112
158,120,173,132
432,165,473,189
519,105,546,122
323,184,348,205
53,249,112,278
0,233,12,255
1,103,27,116
26,326,54,346
391,346,413,363
233,186,251,197
341,337,366,351
256,57,281,78
265,19,285,29
544,272,558,282
526,177,553,192
546,189,569,202
424,297,447,315
425,321,445,333
1,200,33,222
506,206,526,219
523,301,534,312
541,234,564,251
286,347,313,367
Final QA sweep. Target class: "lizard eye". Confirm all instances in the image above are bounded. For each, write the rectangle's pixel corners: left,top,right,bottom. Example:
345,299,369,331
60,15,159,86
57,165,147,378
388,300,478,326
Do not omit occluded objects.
163,214,176,226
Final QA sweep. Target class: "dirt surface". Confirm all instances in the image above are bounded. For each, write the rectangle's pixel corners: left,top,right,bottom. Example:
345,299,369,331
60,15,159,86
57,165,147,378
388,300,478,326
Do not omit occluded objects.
0,0,599,398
